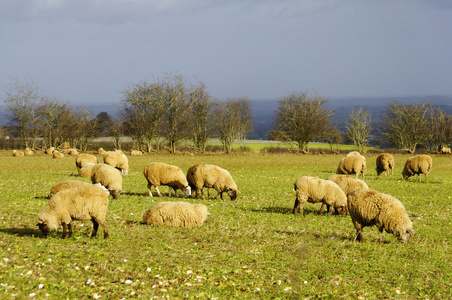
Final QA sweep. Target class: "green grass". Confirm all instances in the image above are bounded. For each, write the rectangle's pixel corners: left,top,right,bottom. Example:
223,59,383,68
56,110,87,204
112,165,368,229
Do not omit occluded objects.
0,151,451,299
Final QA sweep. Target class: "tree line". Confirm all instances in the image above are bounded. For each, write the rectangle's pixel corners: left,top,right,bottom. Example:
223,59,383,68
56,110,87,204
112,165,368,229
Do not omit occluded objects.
2,77,452,154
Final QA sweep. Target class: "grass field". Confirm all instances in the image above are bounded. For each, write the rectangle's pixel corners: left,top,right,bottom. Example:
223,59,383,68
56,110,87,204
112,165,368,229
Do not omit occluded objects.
0,151,451,299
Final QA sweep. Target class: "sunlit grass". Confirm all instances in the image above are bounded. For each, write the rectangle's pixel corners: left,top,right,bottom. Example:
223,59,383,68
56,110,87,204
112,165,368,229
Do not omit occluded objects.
0,151,450,298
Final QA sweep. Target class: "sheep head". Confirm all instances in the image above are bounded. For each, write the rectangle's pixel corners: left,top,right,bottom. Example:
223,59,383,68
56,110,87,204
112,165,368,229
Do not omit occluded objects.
181,186,192,197
398,228,414,243
227,189,239,201
37,220,51,236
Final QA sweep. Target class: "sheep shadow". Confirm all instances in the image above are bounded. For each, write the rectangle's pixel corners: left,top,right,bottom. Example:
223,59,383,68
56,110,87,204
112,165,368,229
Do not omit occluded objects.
249,206,293,215
0,226,44,238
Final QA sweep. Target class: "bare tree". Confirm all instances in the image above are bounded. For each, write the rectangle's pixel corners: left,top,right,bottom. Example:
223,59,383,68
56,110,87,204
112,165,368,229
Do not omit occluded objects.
270,92,334,153
322,123,343,152
380,100,430,153
188,82,214,153
120,81,165,152
37,98,71,148
234,97,254,151
3,80,42,148
160,75,191,153
72,107,98,151
346,107,372,153
426,106,452,151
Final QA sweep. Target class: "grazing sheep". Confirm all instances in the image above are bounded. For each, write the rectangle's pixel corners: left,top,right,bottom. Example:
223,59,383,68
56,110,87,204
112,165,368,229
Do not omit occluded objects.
142,201,208,227
130,149,143,156
97,148,106,155
24,148,34,156
293,176,347,215
402,154,432,182
143,162,191,197
103,151,129,175
348,189,414,243
37,184,110,239
12,150,24,157
187,163,239,201
45,147,55,155
65,148,79,156
50,180,93,197
324,174,369,214
376,153,395,176
346,151,361,157
90,164,123,199
79,163,96,177
53,150,64,159
336,155,367,180
440,146,451,154
75,154,98,173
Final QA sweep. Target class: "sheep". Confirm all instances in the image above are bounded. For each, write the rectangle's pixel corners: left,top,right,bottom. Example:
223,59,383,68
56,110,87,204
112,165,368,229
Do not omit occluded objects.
103,151,129,175
97,148,106,155
376,153,395,176
24,148,34,156
53,150,64,159
89,164,123,199
346,151,361,157
293,176,347,215
37,184,110,239
440,146,451,154
65,148,79,156
142,201,209,227
186,163,239,201
143,162,191,197
130,149,143,156
324,174,369,214
75,154,98,173
79,163,96,177
402,154,432,182
336,154,367,180
50,180,93,197
347,189,414,243
45,147,55,155
12,150,24,157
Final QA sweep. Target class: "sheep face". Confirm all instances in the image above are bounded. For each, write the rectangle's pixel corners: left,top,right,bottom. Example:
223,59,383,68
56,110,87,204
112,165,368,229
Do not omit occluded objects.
397,228,414,243
181,186,192,197
37,221,51,236
110,189,121,200
227,189,239,201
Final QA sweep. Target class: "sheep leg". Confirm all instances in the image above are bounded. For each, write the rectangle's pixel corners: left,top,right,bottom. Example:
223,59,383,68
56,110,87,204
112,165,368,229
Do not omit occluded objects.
293,197,306,215
147,182,153,197
352,221,364,241
319,203,328,215
154,186,162,197
377,228,384,244
196,188,203,199
91,219,99,237
62,223,68,239
168,187,173,197
67,223,73,238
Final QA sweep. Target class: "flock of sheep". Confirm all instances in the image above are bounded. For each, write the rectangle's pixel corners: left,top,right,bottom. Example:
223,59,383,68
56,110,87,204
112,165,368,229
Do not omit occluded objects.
26,147,433,244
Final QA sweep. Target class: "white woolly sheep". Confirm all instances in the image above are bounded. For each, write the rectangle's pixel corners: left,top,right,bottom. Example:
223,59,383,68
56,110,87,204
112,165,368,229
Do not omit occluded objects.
143,162,191,197
12,150,24,157
336,155,367,180
37,184,110,238
347,189,414,243
187,163,239,201
293,176,347,215
50,180,93,197
65,148,79,156
24,148,34,156
346,151,361,157
75,154,98,173
97,148,106,155
130,149,143,156
402,154,432,182
53,150,64,159
79,163,96,177
90,164,123,199
142,201,208,227
376,153,395,176
324,174,369,214
45,147,55,155
440,146,451,154
103,151,129,175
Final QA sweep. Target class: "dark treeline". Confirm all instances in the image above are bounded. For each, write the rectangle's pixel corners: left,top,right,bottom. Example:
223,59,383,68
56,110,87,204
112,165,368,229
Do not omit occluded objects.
2,77,452,154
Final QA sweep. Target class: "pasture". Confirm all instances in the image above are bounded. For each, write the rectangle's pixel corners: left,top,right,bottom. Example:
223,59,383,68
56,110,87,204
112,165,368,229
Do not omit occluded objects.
0,151,450,299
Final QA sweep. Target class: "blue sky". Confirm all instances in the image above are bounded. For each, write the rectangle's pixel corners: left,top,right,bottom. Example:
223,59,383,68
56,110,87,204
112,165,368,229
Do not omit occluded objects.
1,0,451,105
